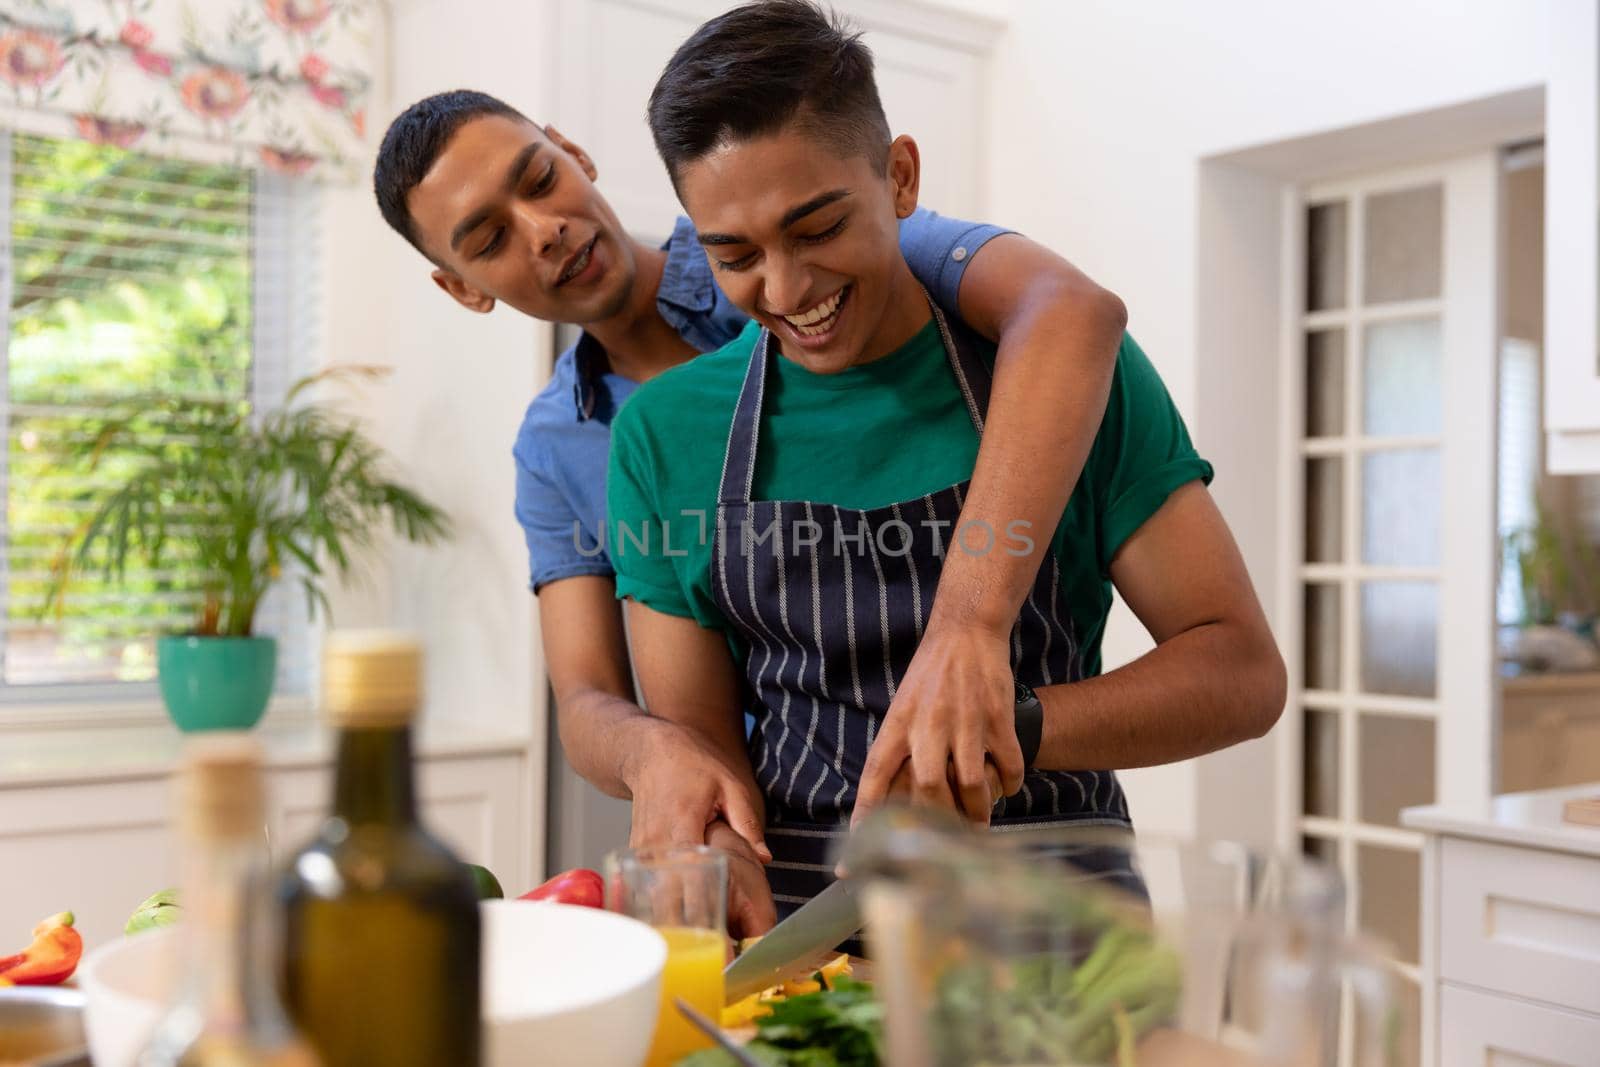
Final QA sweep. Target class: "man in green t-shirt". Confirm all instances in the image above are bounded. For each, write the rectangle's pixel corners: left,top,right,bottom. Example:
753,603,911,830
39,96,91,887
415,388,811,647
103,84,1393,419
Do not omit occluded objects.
611,0,1287,917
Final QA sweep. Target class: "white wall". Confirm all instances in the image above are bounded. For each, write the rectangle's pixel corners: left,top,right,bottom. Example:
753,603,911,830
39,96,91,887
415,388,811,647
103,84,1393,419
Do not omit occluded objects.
321,0,556,754
977,0,1554,838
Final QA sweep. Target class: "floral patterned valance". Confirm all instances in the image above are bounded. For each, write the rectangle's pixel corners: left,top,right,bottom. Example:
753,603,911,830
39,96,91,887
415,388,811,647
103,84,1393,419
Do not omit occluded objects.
0,0,376,181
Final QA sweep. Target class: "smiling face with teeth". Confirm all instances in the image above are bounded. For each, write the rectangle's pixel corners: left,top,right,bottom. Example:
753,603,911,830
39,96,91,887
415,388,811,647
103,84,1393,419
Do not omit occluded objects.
674,123,933,376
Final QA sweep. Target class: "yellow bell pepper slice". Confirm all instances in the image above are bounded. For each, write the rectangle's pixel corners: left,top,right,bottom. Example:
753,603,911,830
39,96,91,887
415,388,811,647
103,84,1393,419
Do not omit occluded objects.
819,954,852,987
721,991,775,1028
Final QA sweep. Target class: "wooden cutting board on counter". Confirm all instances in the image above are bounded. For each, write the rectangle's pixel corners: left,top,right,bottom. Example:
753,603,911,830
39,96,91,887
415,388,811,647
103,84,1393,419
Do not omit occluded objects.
1562,795,1600,826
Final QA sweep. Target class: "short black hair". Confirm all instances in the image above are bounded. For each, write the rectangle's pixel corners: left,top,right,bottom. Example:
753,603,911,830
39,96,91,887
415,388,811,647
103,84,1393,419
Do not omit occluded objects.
647,0,890,187
374,89,529,256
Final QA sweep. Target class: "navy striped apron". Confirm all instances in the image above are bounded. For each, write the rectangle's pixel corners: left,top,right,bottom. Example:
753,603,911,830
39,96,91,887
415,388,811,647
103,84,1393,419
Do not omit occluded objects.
711,296,1135,921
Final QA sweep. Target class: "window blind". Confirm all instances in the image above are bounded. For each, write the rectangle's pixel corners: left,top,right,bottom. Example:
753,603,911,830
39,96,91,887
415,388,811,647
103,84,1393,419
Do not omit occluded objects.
0,131,316,696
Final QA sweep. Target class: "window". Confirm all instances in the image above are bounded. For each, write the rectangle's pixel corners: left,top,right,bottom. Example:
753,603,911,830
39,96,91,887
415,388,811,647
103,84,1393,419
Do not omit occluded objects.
1496,338,1541,626
1,131,315,695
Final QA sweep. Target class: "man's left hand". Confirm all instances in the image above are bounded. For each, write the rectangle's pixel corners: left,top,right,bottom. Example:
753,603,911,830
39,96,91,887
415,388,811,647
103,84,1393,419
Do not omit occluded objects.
706,820,777,940
853,616,1025,827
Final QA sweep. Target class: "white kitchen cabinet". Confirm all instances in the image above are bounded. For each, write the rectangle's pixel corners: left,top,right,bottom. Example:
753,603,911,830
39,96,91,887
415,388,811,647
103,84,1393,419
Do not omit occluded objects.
551,0,1001,230
1545,0,1600,472
0,775,177,952
1437,837,1600,1014
0,723,534,951
1440,983,1600,1067
1405,785,1600,1067
273,755,525,873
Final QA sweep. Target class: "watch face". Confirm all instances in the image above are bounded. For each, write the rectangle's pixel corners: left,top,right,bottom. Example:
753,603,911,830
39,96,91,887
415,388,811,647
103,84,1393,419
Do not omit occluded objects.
1015,680,1035,704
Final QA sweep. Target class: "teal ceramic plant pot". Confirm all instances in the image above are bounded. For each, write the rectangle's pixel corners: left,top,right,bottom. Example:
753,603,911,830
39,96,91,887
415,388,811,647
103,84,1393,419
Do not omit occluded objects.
156,635,277,732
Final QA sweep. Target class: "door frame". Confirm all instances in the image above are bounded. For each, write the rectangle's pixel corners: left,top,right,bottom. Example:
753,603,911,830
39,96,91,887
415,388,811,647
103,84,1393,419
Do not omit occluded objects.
1275,153,1502,849
1274,152,1503,1067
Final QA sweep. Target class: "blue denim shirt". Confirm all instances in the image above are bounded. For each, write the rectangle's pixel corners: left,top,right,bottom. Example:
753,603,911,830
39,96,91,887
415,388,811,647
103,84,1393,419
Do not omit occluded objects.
514,209,1010,591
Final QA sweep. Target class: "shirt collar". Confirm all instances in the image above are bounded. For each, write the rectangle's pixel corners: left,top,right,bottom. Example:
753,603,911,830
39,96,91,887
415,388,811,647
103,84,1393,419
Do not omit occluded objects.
571,330,608,423
655,215,715,318
570,217,711,424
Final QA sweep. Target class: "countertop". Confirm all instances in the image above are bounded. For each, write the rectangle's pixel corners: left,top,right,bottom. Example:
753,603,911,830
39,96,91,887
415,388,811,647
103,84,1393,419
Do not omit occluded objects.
0,714,533,788
1402,781,1600,857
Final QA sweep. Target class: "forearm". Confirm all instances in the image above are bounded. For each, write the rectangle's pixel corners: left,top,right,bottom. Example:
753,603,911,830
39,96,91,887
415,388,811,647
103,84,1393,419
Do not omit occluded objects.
553,685,658,799
934,281,1124,633
620,600,762,792
1034,619,1285,770
558,683,763,812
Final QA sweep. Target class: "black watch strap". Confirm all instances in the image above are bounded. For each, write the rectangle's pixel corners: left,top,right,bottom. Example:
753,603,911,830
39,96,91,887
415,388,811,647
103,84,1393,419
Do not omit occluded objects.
1013,680,1043,769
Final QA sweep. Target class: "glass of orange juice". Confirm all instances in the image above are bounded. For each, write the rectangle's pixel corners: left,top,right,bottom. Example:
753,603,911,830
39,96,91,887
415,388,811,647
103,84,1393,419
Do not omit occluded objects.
605,845,729,1067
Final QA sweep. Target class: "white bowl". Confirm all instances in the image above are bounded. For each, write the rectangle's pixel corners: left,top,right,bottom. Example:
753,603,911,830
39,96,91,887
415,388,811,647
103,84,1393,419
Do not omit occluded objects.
81,901,667,1067
78,924,177,1067
482,899,666,1067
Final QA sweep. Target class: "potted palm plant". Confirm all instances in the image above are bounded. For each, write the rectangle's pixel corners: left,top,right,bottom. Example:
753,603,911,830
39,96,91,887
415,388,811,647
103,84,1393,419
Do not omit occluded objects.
44,366,448,731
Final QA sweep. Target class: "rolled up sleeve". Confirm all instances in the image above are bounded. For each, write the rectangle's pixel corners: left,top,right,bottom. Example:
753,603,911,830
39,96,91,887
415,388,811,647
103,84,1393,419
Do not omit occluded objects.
515,445,613,592
898,207,1012,310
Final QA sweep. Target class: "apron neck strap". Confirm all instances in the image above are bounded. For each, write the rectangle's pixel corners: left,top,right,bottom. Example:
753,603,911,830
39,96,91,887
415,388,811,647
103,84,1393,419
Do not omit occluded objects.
927,293,991,435
717,327,772,507
715,288,992,508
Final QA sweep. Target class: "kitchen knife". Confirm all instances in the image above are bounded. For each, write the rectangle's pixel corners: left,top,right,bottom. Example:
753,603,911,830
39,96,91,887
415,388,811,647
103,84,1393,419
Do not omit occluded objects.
723,877,863,1004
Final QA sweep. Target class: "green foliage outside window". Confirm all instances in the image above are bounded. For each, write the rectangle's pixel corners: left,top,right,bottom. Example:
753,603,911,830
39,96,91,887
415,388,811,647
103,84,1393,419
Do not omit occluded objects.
9,134,446,685
8,134,257,683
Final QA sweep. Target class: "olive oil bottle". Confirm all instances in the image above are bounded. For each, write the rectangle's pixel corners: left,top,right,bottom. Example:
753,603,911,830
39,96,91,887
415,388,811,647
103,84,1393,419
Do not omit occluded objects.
138,737,320,1067
279,632,481,1067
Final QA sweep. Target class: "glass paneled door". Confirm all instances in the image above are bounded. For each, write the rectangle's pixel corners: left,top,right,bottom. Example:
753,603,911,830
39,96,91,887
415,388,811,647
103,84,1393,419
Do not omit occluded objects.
1287,155,1500,1066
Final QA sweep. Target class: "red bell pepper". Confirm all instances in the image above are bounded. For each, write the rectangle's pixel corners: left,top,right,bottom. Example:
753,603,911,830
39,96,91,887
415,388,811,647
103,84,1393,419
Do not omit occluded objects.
0,911,83,986
518,868,604,909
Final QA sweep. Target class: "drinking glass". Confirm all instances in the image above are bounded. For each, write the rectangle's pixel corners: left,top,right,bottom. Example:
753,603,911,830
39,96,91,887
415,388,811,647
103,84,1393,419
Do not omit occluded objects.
605,846,729,1067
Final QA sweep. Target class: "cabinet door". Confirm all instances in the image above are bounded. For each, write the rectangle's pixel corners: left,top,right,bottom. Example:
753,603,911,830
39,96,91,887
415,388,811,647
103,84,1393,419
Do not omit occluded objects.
552,0,999,232
0,777,177,949
1439,838,1600,1014
1440,982,1600,1066
272,754,528,892
0,752,528,950
1546,0,1600,470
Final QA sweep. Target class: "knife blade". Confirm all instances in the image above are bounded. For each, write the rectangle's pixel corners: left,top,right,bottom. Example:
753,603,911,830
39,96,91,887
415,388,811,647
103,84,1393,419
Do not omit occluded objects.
723,877,863,1003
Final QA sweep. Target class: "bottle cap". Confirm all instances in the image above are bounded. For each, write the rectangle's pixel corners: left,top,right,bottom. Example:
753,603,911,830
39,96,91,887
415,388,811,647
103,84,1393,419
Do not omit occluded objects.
179,734,265,840
321,629,422,728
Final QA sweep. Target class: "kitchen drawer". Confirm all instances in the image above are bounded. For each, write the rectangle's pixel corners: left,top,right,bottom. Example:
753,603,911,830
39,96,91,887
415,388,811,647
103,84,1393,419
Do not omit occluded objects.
1440,982,1600,1066
1439,837,1600,1013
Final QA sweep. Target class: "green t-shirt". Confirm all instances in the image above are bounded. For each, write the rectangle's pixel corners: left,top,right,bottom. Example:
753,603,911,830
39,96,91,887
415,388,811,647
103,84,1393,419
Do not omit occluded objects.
607,316,1212,677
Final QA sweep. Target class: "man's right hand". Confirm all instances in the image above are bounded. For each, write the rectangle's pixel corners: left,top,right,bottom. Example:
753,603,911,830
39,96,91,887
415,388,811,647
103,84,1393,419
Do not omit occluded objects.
882,757,1006,819
624,717,772,862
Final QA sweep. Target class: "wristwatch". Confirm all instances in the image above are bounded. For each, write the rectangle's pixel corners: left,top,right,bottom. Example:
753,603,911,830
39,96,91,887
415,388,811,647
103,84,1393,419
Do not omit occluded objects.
1013,680,1043,769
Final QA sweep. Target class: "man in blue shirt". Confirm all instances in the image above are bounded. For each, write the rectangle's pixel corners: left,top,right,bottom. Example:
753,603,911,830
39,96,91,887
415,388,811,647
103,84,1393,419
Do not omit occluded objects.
374,90,1129,934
